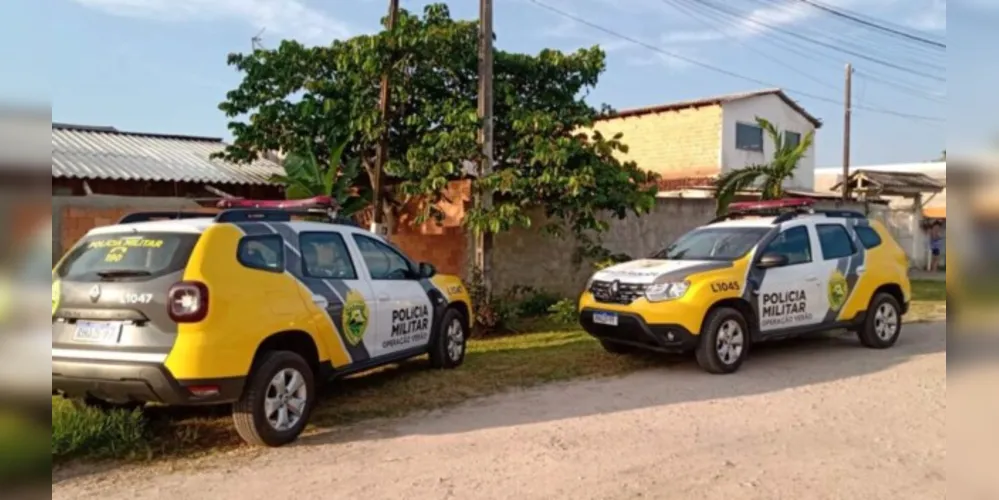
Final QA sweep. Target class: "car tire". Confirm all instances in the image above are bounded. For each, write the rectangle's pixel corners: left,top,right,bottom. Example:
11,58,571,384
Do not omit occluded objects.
599,339,636,355
695,307,749,374
233,351,315,447
857,292,902,349
429,308,467,369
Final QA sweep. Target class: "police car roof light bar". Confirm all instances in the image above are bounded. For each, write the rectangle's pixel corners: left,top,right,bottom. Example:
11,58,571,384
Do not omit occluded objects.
118,211,216,224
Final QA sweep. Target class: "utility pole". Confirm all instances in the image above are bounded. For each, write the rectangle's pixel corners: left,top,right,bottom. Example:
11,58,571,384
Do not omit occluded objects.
842,63,853,201
371,0,399,237
475,0,495,289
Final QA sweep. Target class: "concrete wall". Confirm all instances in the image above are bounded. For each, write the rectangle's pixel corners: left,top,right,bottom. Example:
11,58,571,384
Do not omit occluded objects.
721,94,818,190
589,105,723,179
491,198,718,297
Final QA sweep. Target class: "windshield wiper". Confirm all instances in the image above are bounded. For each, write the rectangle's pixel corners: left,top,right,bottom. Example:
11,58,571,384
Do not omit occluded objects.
97,270,152,279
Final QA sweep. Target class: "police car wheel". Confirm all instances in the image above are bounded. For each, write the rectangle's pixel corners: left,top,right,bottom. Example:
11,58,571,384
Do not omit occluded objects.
695,307,749,374
429,308,467,369
233,351,315,447
599,339,636,355
858,293,902,349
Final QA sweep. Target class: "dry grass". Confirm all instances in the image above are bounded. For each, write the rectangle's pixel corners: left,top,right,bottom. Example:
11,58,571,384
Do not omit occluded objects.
52,280,945,465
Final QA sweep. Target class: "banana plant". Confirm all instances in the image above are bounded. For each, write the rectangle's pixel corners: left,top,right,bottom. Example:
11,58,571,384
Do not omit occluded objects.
269,139,371,217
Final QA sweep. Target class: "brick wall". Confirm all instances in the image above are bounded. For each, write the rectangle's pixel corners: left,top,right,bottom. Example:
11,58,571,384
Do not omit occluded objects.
589,105,723,179
53,187,472,278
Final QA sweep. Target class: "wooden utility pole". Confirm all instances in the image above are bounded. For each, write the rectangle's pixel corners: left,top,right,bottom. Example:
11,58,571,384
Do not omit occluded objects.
475,0,495,288
842,63,853,201
371,0,400,237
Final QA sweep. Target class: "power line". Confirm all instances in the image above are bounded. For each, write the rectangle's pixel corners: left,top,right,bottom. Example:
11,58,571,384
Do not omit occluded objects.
524,0,945,123
790,0,946,49
660,0,839,91
676,0,945,82
853,70,946,104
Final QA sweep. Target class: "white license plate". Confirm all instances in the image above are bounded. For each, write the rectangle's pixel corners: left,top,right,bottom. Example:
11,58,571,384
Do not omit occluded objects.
593,312,619,326
73,321,123,344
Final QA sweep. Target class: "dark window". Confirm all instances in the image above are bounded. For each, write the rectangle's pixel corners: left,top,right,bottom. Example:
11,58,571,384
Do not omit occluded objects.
237,235,284,272
55,232,200,281
817,224,857,259
353,234,416,280
855,226,883,249
736,122,764,151
300,232,357,280
785,131,802,149
761,226,812,265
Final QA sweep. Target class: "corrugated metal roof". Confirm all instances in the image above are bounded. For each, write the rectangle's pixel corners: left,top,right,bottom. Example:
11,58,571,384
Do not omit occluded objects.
52,123,284,185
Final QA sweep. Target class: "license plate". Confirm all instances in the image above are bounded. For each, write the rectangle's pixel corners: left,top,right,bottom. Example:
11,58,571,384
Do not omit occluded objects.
593,312,619,326
73,321,123,344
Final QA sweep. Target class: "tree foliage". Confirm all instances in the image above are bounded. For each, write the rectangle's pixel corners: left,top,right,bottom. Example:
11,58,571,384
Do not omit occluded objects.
713,117,814,215
214,3,657,241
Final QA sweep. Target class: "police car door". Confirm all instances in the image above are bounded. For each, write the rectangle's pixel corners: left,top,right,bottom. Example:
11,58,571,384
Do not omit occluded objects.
350,233,434,359
755,221,826,333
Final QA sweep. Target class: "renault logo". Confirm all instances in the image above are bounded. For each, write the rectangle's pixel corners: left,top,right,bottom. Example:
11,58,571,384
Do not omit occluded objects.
89,285,102,303
609,280,620,295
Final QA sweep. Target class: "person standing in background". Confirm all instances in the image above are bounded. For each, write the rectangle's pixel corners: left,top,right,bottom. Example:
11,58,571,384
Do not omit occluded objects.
929,222,944,272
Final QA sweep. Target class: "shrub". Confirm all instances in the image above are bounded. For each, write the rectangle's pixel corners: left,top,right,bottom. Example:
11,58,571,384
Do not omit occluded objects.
504,285,561,317
467,267,515,334
51,398,148,461
547,298,578,325
594,253,632,271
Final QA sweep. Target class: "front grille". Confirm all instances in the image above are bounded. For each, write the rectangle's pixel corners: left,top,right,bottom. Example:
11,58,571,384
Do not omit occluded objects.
589,280,647,304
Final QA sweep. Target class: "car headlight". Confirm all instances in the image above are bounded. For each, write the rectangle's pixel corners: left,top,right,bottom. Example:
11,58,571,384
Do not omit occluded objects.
645,280,690,302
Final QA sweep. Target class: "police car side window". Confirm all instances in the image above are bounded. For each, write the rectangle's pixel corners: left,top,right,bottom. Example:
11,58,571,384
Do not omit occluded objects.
237,235,284,273
854,226,882,249
353,235,415,280
762,226,812,265
300,232,358,280
816,224,857,260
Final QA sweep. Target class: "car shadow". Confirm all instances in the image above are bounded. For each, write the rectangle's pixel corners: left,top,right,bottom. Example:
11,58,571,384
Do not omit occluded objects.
290,320,946,448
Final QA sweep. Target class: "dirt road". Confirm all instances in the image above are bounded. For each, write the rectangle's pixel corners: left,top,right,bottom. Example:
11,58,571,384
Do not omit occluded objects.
53,322,946,500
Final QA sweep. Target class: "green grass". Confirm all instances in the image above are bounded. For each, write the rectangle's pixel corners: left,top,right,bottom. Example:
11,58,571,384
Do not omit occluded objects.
51,280,947,466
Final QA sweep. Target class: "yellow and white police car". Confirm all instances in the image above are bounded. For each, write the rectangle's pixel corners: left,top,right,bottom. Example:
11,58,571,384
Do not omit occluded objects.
579,199,911,374
52,197,472,446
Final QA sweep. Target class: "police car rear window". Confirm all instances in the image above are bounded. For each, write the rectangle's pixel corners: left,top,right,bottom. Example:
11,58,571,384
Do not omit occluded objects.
55,233,200,281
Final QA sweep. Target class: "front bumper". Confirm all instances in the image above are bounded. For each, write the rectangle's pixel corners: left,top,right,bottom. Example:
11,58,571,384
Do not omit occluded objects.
52,358,244,406
579,308,699,353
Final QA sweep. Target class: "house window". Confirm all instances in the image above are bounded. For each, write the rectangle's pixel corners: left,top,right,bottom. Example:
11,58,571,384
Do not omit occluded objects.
785,131,801,149
735,122,764,152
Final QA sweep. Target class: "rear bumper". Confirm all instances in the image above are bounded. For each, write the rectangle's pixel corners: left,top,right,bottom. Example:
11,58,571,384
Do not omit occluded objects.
579,308,699,353
52,358,244,406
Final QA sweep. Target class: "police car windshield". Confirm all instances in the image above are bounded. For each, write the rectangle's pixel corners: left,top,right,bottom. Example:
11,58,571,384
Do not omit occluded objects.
653,227,769,261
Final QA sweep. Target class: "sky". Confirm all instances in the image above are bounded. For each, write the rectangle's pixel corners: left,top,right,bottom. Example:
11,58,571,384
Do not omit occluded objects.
3,0,989,168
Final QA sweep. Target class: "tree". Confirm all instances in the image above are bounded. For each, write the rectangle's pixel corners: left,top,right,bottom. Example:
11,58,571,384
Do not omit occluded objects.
269,138,371,217
214,3,657,251
713,117,814,215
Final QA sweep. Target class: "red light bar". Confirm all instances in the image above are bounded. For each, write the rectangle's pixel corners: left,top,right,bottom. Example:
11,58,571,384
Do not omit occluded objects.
728,198,816,212
216,195,340,210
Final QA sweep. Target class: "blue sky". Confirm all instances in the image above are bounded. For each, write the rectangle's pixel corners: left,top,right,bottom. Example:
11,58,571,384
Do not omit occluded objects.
5,0,985,167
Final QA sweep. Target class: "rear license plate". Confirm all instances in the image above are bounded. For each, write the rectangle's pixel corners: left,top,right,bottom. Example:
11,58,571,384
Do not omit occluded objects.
593,312,619,326
73,321,123,344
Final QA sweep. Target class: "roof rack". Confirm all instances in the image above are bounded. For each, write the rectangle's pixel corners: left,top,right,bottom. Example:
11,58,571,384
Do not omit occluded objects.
213,196,360,227
118,211,215,224
711,198,866,224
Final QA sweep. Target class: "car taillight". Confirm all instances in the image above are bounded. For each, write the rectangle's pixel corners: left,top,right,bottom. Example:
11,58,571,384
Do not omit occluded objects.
168,281,209,323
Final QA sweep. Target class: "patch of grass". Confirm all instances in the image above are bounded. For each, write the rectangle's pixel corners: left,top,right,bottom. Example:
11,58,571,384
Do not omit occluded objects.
52,399,148,461
911,279,946,302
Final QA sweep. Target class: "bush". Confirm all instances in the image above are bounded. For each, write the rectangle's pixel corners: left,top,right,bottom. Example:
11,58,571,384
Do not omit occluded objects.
504,285,560,317
51,398,148,461
547,298,578,325
467,267,515,334
594,253,632,271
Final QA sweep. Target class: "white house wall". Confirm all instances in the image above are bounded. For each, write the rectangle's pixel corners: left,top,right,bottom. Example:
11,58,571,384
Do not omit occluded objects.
720,94,817,190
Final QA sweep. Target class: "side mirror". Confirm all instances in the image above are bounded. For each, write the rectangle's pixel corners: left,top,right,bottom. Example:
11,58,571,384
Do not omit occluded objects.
418,262,437,278
757,253,789,269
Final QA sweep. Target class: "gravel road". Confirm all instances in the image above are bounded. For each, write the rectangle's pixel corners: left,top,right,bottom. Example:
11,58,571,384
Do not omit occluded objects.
53,321,946,500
